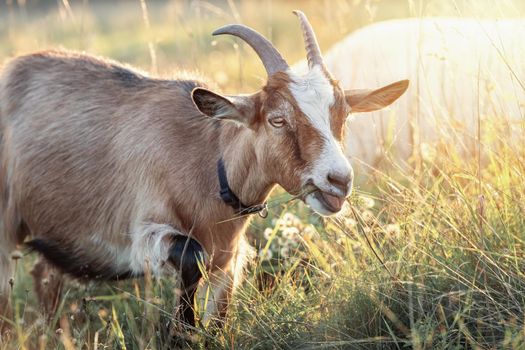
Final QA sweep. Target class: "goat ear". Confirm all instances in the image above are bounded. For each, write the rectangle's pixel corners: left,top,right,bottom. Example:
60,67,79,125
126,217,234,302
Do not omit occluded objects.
345,80,409,113
191,88,255,125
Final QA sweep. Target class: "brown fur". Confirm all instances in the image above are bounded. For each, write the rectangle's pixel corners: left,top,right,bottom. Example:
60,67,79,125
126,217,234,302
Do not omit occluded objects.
0,50,334,325
329,82,350,141
0,51,250,259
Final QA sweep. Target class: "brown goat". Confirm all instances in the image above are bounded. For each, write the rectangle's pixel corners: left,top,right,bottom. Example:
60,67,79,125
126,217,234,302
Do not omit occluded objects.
0,11,408,337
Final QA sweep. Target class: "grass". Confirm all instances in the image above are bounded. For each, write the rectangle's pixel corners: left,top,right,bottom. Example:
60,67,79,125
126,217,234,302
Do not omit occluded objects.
1,0,525,349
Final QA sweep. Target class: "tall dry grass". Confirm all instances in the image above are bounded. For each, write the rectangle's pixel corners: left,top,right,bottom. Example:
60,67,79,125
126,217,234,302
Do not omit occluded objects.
1,0,525,349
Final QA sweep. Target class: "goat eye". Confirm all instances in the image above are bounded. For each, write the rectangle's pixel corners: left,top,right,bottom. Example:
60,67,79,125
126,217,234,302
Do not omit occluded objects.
269,117,286,128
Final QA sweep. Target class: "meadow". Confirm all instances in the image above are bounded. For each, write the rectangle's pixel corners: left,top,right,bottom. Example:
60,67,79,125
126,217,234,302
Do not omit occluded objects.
1,0,525,349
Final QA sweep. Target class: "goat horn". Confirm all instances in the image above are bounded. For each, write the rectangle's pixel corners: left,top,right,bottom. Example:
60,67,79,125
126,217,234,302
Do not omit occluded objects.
293,10,326,71
213,24,289,76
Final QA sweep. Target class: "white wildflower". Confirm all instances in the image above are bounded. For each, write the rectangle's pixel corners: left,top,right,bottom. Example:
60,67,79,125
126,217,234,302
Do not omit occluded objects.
275,218,286,230
303,225,316,239
385,223,401,237
283,212,302,227
280,246,290,258
278,236,288,246
258,249,273,261
361,209,375,223
360,196,375,209
263,228,273,240
344,218,357,228
282,226,299,239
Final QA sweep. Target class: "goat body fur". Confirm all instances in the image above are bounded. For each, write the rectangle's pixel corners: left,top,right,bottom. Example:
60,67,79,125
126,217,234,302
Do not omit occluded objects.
0,51,258,316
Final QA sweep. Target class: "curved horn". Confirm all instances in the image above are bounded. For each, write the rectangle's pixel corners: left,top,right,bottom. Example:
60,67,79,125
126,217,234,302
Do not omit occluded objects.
213,24,289,76
293,10,325,70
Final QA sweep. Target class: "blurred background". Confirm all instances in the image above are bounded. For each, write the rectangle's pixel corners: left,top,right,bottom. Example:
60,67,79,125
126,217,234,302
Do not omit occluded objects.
1,0,524,93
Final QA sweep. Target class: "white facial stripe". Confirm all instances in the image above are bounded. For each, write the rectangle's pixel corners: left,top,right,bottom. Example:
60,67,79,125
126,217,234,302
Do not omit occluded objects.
288,65,335,135
288,65,353,197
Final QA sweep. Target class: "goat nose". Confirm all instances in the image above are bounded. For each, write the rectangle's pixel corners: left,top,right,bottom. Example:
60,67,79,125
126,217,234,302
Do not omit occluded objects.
327,172,352,193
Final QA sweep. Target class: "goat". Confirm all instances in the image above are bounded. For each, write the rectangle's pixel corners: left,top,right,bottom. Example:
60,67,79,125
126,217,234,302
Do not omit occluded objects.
295,18,525,172
0,11,408,337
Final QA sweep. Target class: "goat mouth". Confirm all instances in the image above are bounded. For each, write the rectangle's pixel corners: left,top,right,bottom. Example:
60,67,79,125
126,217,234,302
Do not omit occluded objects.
314,191,346,213
301,183,346,213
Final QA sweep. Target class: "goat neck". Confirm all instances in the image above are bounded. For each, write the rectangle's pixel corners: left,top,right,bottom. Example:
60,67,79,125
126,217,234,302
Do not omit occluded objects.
218,124,275,213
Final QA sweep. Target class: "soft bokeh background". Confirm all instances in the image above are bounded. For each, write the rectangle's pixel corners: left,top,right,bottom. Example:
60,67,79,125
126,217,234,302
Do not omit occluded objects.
2,0,524,92
1,1,525,349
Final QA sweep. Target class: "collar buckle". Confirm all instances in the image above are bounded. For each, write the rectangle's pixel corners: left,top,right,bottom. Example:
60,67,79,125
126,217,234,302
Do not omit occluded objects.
258,203,268,218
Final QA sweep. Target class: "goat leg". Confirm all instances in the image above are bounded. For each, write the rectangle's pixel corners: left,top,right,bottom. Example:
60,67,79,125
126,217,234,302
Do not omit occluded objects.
167,235,206,336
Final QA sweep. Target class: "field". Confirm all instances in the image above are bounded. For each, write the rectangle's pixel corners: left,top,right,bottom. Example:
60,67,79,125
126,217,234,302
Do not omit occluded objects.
1,0,525,349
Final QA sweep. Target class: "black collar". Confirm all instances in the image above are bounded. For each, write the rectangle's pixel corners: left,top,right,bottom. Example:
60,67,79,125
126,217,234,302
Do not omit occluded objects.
217,158,267,217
